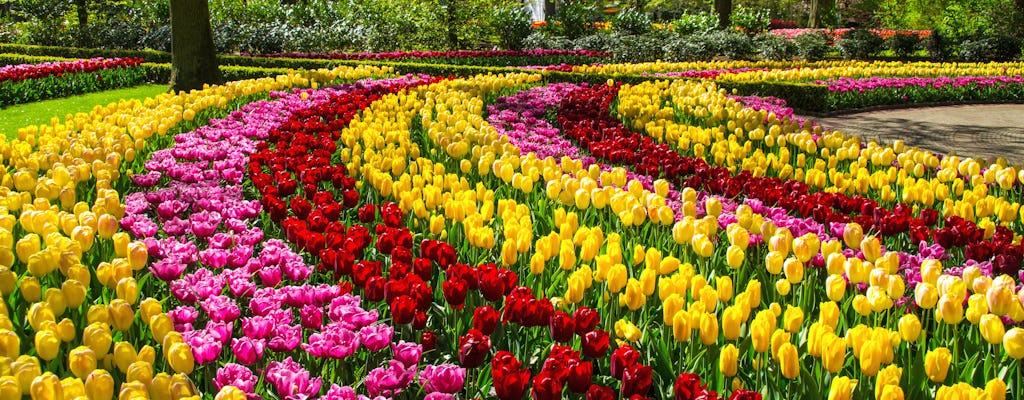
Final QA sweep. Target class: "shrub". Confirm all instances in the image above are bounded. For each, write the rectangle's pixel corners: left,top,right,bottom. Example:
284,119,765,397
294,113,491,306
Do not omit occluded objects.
574,32,617,53
556,1,599,40
663,37,713,62
925,29,953,61
837,29,885,59
731,6,770,34
754,33,796,60
672,12,717,36
888,32,921,58
611,8,651,36
793,32,831,61
523,32,574,50
493,6,534,50
702,30,755,60
611,34,661,63
958,35,1022,62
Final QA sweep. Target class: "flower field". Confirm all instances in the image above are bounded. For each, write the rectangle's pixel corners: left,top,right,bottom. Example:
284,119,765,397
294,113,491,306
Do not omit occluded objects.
2,58,1024,400
0,57,147,107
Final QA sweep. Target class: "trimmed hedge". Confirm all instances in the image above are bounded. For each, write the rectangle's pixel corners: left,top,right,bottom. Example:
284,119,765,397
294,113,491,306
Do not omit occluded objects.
0,43,171,63
1,66,147,107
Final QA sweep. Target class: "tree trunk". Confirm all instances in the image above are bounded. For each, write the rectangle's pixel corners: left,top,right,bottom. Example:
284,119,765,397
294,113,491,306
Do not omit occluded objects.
75,0,90,47
170,0,223,92
714,0,731,30
808,0,819,28
444,0,459,50
1016,0,1024,38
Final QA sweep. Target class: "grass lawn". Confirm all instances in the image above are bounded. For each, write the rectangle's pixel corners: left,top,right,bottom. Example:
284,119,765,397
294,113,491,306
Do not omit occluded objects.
0,84,171,139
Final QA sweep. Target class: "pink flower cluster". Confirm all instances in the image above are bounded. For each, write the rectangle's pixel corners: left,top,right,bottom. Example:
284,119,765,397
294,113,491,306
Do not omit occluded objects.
816,75,1024,93
123,77,466,399
0,57,144,82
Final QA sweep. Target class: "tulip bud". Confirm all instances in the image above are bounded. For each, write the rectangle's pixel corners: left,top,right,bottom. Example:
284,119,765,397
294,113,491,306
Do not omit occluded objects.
19,276,42,302
0,267,15,296
112,232,130,258
722,306,742,341
980,314,1006,345
167,342,194,374
937,294,964,324
925,347,952,382
843,222,862,249
778,342,799,379
137,345,156,366
112,342,137,372
115,277,139,305
170,373,196,398
125,360,153,384
85,369,114,400
150,373,172,400
898,314,922,342
61,279,87,310
825,274,846,302
83,322,112,356
775,278,791,296
108,299,134,332
915,282,939,309
719,343,738,377
27,302,55,331
0,376,20,399
30,372,62,400
699,313,718,345
87,304,111,325
96,214,118,239
69,346,97,380
33,330,60,361
986,378,1007,400
118,381,148,400
0,329,20,358
828,376,857,400
12,356,41,394
1003,327,1024,359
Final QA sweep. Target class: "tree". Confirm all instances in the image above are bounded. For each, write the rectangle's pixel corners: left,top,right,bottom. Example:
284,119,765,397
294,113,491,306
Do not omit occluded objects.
714,0,731,29
808,0,836,28
169,0,222,92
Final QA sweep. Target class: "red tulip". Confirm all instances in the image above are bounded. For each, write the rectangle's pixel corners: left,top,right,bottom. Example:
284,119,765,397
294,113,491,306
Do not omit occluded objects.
389,295,416,325
473,306,500,335
549,311,575,343
458,328,491,368
621,364,653,397
531,371,563,400
581,330,610,358
566,360,593,393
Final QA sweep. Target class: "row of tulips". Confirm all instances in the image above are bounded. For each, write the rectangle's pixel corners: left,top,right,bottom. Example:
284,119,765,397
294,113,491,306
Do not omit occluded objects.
614,79,1024,259
0,65,392,398
570,61,1024,82
812,75,1024,111
0,57,148,107
243,49,612,67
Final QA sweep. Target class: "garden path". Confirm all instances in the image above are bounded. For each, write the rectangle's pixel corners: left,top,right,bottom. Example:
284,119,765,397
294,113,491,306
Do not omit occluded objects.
806,104,1024,164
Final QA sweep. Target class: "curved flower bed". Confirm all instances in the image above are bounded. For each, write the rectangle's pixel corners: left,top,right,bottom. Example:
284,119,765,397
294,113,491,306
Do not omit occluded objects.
0,57,148,106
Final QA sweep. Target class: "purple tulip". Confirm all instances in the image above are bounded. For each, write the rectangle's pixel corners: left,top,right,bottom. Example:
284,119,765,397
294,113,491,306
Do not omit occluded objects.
230,337,266,365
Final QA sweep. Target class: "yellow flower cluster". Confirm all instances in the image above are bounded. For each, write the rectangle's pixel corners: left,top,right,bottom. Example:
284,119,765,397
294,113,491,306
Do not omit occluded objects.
0,65,391,399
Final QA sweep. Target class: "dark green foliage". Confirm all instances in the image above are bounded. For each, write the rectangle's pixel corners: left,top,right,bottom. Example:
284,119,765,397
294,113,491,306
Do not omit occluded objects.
493,6,534,50
888,32,922,58
612,8,652,36
555,1,599,40
793,32,832,61
837,29,885,59
754,33,797,60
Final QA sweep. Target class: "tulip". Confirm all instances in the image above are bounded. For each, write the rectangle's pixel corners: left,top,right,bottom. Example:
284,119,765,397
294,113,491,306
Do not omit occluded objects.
87,304,110,325
12,357,41,394
821,333,846,374
879,385,904,400
783,306,803,333
119,381,148,400
828,376,856,400
115,277,139,304
167,342,195,374
726,245,744,269
0,376,18,399
126,361,154,384
672,311,691,343
216,386,248,400
765,251,784,275
722,306,742,341
108,299,134,331
699,313,718,345
980,314,1006,345
0,329,20,358
112,342,137,372
69,346,97,380
843,222,862,249
61,279,87,309
719,344,738,377
97,213,118,239
20,276,42,302
127,241,148,271
937,294,964,324
83,322,112,355
986,378,1007,400
825,274,846,302
33,330,60,361
775,278,791,296
607,264,627,293
1003,328,1024,359
925,347,952,382
30,372,61,400
137,345,156,365
860,235,881,262
915,282,939,309
858,339,882,376
85,369,114,400
150,373,172,400
898,314,922,342
774,342,798,379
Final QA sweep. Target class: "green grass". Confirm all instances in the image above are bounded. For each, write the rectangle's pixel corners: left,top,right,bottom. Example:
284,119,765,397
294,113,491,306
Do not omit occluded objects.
0,84,171,139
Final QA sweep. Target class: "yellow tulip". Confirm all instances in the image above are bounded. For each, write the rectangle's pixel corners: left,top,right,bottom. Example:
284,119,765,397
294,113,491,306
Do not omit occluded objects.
0,329,20,358
30,372,62,400
19,276,42,302
108,299,134,332
783,305,803,333
821,333,846,374
843,222,863,249
216,386,249,400
115,277,139,304
614,319,642,342
607,264,627,293
898,314,922,342
986,377,1007,400
777,342,799,379
167,342,195,374
618,279,645,311
878,385,904,400
112,232,130,257
69,346,97,380
825,274,846,302
937,293,964,324
12,356,41,394
96,213,118,239
858,339,882,376
981,314,1006,345
61,279,87,309
85,369,114,400
860,235,881,262
700,312,718,345
722,306,743,341
925,347,952,382
1003,327,1024,359
828,376,856,400
719,344,738,377
819,301,840,329
725,245,744,269
150,373,172,400
33,330,60,361
125,360,154,384
672,311,691,343
915,282,939,309
852,294,871,316
765,251,784,275
83,322,112,355
716,276,733,302
775,278,791,296
118,381,148,400
770,329,790,361
750,319,771,353
170,373,196,399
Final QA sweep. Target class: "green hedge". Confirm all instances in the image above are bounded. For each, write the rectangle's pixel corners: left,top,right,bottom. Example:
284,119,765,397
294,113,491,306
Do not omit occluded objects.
0,43,171,63
141,63,294,84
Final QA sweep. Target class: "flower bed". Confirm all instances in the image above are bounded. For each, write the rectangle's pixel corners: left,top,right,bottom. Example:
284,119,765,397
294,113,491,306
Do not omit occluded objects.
0,57,148,107
8,62,1024,400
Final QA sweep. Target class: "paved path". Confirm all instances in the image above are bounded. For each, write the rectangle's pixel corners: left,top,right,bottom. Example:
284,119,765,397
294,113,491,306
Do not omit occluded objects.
805,104,1024,163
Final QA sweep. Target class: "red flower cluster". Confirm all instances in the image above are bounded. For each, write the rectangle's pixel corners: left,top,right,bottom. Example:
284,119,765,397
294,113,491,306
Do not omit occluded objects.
0,57,144,82
559,84,1024,274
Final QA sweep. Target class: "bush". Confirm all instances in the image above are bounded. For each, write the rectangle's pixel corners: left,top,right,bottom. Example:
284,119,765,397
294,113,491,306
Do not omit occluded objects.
702,30,755,60
493,6,534,50
837,29,884,59
754,33,796,60
731,6,770,34
574,32,617,53
523,32,574,50
663,37,713,62
556,1,599,40
888,32,921,58
958,35,1022,62
611,8,651,36
793,32,831,61
672,12,717,36
611,34,661,63
925,29,953,61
